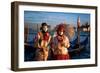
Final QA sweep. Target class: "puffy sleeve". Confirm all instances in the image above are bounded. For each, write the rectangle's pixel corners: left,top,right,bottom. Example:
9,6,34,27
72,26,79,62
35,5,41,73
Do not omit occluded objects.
65,36,70,48
34,32,41,48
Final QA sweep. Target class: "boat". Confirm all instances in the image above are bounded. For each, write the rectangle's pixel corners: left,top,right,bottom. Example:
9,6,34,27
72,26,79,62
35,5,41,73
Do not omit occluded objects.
68,36,89,58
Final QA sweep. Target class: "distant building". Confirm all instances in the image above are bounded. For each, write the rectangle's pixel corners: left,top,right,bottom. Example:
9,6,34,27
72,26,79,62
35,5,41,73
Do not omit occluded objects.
80,23,90,32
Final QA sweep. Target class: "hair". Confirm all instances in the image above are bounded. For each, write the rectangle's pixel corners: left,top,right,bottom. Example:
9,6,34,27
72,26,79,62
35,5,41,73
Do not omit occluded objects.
56,24,65,32
40,23,48,30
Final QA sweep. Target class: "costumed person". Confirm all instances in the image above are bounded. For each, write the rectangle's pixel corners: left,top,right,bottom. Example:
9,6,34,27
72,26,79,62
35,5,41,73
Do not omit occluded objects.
50,24,70,60
34,23,51,61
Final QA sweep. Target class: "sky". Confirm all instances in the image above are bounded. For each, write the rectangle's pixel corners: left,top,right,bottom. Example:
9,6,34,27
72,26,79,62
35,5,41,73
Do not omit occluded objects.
24,11,90,27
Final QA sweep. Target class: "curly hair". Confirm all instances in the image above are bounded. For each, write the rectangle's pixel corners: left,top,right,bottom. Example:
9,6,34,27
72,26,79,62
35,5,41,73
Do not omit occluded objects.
56,24,66,32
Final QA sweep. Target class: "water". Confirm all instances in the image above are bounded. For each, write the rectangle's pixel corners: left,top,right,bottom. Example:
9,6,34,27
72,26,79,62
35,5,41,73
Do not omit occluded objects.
69,31,90,59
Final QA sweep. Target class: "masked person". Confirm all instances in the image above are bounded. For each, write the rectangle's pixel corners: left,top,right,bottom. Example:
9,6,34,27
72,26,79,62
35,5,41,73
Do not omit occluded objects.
51,24,70,60
34,23,51,61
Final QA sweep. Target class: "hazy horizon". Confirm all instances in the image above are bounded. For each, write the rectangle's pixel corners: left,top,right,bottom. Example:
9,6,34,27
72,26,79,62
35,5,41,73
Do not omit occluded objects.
24,11,90,28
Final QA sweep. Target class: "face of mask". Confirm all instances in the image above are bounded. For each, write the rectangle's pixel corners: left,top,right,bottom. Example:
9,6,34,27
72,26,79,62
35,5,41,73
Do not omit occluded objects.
58,31,64,36
42,26,48,32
